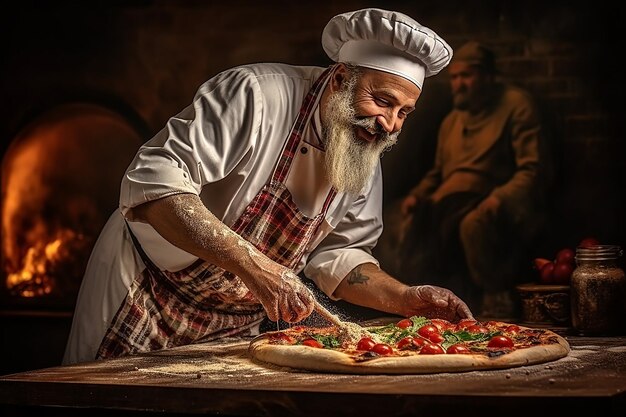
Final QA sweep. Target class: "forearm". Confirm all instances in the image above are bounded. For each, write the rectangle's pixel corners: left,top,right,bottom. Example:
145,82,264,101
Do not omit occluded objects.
332,263,473,320
332,263,410,316
128,193,315,322
127,193,278,282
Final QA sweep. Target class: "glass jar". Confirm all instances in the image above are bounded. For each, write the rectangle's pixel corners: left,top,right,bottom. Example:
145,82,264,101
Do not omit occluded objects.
570,245,626,335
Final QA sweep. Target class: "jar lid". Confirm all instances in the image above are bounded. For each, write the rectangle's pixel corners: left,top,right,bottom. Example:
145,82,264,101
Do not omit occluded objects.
516,283,570,292
575,244,623,261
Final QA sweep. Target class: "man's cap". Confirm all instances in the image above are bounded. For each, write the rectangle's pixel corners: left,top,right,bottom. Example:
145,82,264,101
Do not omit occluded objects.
322,8,452,89
452,41,497,73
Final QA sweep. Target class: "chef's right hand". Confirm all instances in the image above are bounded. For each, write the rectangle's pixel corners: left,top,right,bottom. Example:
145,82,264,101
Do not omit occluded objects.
247,265,315,323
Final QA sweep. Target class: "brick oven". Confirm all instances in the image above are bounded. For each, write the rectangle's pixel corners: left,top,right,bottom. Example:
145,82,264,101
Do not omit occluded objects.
0,102,144,374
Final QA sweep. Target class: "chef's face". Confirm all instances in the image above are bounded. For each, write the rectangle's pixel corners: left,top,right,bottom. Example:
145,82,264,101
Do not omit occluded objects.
349,67,421,139
322,65,421,195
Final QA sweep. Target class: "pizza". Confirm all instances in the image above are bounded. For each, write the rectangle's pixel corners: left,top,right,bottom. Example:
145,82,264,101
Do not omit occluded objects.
248,316,570,374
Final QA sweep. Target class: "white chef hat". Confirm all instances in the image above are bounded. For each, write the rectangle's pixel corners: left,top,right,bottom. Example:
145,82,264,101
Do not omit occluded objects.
322,8,452,89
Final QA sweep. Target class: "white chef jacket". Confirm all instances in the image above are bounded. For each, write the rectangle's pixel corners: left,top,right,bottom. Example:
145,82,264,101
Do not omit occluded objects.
63,63,383,364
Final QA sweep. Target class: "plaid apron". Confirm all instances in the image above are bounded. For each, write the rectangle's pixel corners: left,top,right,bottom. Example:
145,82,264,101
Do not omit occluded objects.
96,67,336,359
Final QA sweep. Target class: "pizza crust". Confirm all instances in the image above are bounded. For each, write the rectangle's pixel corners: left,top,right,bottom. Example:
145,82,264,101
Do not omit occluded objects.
248,328,570,375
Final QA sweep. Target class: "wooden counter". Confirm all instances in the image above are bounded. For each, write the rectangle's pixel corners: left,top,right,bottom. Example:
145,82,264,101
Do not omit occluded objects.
1,333,625,416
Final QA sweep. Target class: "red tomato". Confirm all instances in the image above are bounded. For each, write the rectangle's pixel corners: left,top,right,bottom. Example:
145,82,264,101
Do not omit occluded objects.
371,343,393,355
419,343,445,355
417,325,440,339
396,337,415,350
539,262,555,284
429,319,452,332
505,325,520,334
446,344,471,354
396,318,413,329
487,335,514,348
428,333,445,344
356,337,376,351
396,336,427,350
555,248,575,265
302,338,324,348
466,325,489,334
579,237,600,248
455,319,477,331
552,261,574,284
533,257,551,270
412,337,427,347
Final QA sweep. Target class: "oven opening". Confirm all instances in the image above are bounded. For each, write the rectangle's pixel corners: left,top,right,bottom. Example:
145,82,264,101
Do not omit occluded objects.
1,102,143,310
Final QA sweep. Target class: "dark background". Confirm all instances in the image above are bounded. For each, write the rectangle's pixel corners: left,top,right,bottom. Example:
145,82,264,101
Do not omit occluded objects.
1,0,624,373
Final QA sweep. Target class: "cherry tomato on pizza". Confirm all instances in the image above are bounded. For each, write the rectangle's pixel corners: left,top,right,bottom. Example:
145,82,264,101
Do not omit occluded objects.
429,319,453,332
505,325,520,334
417,324,440,339
487,335,514,348
371,343,394,355
396,337,414,350
396,318,413,329
419,343,445,355
427,332,445,344
302,338,324,348
356,337,376,351
466,324,489,334
454,319,477,331
446,343,472,354
397,336,427,350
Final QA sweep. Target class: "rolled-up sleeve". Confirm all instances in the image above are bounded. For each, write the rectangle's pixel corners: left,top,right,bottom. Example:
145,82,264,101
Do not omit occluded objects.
120,67,263,215
304,165,383,299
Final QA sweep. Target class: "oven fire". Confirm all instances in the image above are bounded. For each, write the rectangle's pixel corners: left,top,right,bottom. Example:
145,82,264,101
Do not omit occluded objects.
1,103,144,308
5,226,91,298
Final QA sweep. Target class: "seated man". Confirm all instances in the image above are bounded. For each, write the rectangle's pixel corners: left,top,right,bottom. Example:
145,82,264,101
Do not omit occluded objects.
398,41,551,317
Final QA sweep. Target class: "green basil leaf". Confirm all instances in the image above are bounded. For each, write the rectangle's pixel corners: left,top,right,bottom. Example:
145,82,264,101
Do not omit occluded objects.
311,334,341,348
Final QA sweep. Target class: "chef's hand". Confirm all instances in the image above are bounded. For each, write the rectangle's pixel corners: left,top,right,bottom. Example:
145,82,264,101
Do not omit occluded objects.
244,264,315,323
401,285,473,322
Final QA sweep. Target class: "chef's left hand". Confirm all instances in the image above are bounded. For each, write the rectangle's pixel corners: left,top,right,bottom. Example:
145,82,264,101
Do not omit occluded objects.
401,285,473,321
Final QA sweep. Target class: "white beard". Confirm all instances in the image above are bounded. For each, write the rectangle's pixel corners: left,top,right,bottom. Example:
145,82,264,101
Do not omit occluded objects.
322,76,399,195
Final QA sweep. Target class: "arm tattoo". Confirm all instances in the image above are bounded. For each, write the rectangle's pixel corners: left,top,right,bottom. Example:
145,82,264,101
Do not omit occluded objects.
347,266,369,285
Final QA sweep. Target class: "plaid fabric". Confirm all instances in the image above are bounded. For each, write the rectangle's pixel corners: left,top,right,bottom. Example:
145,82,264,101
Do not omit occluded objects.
95,263,264,358
97,66,337,359
233,180,336,270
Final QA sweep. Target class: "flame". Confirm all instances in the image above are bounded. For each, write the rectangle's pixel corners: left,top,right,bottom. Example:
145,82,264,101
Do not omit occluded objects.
6,228,80,297
1,105,141,302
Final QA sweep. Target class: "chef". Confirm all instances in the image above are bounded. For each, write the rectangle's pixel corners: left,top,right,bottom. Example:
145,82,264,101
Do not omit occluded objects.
63,8,472,365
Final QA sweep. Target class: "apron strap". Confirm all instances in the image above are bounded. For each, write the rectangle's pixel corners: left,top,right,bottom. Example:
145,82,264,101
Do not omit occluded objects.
273,65,336,184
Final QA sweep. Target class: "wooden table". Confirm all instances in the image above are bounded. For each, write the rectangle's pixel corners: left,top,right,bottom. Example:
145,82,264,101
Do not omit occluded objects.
1,333,625,416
